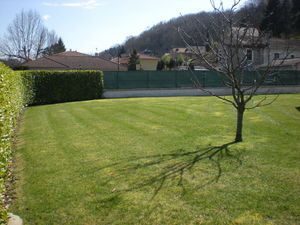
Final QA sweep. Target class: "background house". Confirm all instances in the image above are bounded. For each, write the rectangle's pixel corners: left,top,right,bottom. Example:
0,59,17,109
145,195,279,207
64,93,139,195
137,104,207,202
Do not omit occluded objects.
111,53,159,70
23,51,127,71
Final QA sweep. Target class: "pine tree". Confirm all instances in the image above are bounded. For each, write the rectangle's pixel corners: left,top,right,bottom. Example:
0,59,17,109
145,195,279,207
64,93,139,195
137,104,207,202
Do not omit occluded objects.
128,49,140,71
56,38,66,53
291,0,300,33
260,0,282,36
43,37,66,56
280,0,292,36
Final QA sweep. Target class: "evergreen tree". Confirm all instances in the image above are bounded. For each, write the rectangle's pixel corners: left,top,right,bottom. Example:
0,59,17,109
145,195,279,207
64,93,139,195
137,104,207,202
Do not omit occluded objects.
260,0,282,36
167,58,176,70
281,0,292,36
128,49,140,71
156,60,165,70
291,0,300,33
43,37,66,56
56,38,66,52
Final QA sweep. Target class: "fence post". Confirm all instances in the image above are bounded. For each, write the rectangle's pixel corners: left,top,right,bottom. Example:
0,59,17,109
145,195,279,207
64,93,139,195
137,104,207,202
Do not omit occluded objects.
116,71,119,89
203,71,206,88
147,71,150,88
175,71,178,88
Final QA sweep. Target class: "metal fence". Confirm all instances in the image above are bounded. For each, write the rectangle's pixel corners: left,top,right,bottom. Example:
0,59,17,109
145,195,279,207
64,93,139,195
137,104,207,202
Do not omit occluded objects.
104,70,300,89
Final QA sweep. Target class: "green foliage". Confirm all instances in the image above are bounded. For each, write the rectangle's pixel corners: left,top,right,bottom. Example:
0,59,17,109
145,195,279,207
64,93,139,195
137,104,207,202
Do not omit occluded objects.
43,37,66,56
11,95,300,224
156,60,165,70
0,67,104,223
260,0,300,37
0,63,25,224
128,50,140,71
21,70,104,105
176,54,185,66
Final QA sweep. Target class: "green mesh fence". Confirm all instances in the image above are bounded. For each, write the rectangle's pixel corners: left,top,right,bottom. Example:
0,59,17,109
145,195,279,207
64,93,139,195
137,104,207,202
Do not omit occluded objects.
104,70,300,89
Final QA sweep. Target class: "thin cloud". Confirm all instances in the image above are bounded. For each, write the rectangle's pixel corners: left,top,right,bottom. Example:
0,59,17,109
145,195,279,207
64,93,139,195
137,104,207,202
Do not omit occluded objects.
43,0,104,9
42,14,51,20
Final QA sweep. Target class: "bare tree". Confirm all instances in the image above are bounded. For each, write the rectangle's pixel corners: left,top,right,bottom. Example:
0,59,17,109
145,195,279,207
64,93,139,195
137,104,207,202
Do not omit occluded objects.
0,10,55,62
179,0,288,142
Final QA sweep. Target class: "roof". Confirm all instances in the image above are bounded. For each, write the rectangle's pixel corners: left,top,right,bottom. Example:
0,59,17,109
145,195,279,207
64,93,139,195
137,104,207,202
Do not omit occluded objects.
111,57,129,64
269,38,300,51
171,46,206,54
54,51,90,56
259,57,300,68
111,54,159,64
23,52,127,71
138,54,159,60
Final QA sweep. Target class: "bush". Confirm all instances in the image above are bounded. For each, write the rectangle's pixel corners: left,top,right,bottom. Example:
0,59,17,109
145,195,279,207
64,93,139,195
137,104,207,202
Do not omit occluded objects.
0,63,25,224
0,68,103,223
21,70,104,105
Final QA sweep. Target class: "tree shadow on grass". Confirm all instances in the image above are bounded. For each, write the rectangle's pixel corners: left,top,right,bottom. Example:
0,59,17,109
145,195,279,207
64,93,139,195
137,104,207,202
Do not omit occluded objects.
82,141,243,199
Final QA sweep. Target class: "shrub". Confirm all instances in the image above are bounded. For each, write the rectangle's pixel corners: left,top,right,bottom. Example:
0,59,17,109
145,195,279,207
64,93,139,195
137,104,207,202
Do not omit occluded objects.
0,63,25,224
0,68,103,223
21,70,104,105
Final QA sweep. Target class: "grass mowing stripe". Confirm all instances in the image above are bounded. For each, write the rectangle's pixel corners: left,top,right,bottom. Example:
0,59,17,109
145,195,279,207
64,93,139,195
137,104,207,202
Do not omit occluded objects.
11,94,300,225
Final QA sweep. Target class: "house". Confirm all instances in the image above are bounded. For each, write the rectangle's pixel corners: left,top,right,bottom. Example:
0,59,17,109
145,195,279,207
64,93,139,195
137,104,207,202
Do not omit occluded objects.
111,53,159,70
224,29,300,70
23,51,127,71
259,57,300,70
260,38,300,69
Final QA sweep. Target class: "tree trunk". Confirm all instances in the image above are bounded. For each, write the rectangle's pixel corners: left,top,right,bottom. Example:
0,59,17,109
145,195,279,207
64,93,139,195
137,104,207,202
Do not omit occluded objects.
235,105,245,142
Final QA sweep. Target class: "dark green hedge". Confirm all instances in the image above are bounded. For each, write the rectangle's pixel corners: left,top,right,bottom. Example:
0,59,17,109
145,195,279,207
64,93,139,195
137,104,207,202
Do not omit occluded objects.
0,68,103,223
0,63,25,223
21,70,104,105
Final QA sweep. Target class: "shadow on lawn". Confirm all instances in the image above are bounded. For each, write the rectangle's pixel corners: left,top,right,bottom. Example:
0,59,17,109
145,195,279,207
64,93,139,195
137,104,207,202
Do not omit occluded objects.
84,141,243,199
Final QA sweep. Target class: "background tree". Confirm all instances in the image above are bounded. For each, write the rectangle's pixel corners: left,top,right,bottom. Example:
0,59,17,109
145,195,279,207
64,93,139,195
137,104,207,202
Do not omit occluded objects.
260,0,282,36
167,58,176,70
43,38,66,56
0,10,59,62
176,54,185,67
128,49,140,71
291,0,300,34
156,60,165,70
179,0,286,142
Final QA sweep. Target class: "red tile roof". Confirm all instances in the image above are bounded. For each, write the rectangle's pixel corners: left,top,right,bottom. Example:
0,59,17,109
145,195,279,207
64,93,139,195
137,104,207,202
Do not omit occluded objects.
23,52,127,71
54,51,90,56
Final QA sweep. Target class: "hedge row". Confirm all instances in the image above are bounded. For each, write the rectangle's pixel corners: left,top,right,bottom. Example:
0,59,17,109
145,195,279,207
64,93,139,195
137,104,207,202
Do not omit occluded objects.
21,70,104,105
0,63,25,224
0,67,103,223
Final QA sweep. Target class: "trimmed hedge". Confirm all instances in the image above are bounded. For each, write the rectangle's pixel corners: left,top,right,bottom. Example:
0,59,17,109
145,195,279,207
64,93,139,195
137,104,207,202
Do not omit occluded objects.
21,70,104,105
0,63,25,224
0,68,103,223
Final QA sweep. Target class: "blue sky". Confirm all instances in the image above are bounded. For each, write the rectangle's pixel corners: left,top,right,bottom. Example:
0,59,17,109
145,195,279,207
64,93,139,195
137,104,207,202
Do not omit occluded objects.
0,0,247,54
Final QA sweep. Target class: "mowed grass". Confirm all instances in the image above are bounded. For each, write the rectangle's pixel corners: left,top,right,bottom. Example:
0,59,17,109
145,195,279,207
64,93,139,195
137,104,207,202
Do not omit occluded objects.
12,94,300,225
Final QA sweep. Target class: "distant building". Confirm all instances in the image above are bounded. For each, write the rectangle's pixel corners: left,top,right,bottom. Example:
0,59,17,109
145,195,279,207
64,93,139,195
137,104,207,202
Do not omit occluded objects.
23,51,127,71
111,53,159,71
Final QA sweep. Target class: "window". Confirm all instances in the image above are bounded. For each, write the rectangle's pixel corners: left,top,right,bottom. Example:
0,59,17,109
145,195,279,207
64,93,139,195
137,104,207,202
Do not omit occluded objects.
274,53,280,59
246,49,253,61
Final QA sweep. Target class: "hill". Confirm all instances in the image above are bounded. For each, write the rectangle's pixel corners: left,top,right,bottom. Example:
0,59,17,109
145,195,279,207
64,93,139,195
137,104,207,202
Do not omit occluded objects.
100,0,300,59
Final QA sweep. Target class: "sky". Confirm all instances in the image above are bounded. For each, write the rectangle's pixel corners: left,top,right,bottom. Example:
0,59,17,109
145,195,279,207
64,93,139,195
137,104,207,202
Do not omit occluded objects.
0,0,248,54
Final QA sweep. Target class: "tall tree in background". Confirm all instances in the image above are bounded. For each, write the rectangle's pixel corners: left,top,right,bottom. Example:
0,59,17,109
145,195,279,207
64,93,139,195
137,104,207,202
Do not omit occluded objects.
128,49,140,71
43,38,66,56
281,0,292,36
260,0,282,36
291,0,300,34
0,10,59,62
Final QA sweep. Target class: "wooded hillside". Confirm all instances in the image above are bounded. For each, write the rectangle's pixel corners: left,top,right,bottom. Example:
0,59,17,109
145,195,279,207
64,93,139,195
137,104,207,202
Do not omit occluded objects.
100,0,300,59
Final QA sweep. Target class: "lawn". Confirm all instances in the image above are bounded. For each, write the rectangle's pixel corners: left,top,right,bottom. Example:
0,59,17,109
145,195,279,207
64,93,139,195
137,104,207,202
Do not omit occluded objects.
11,94,300,225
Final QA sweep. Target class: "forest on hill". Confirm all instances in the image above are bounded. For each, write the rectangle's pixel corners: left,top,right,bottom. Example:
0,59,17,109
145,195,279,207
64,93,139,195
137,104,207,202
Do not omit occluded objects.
100,0,300,59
